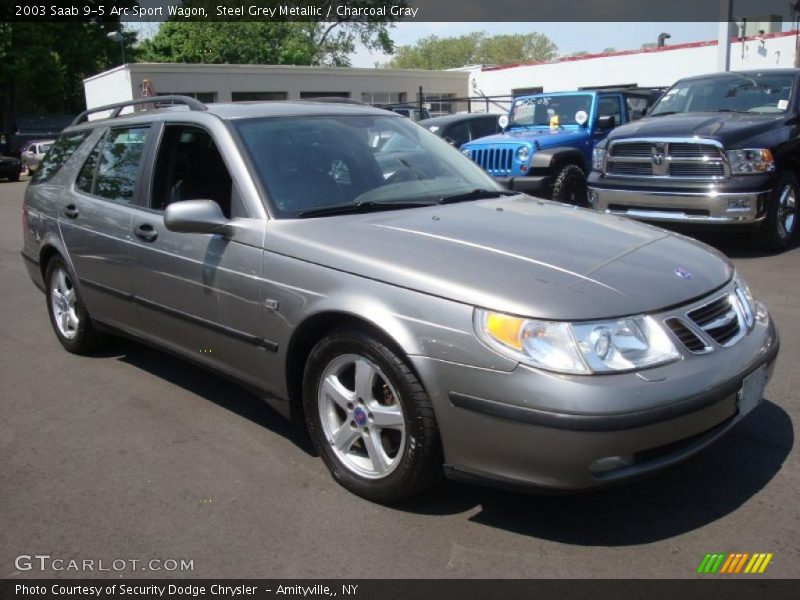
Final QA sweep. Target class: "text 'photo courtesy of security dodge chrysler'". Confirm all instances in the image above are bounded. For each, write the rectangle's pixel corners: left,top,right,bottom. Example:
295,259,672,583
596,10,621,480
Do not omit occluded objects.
21,96,780,504
588,69,800,251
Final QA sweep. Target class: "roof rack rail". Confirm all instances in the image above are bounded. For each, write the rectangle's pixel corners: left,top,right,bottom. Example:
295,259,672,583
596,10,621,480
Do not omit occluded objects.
70,95,207,127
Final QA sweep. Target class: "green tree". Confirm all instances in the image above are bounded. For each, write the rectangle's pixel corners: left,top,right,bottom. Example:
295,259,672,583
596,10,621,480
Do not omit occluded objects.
386,32,557,69
0,8,136,133
138,0,400,67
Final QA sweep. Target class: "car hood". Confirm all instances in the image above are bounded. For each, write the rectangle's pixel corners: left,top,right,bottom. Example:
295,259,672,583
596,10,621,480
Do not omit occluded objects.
463,127,586,149
265,197,732,320
609,112,784,147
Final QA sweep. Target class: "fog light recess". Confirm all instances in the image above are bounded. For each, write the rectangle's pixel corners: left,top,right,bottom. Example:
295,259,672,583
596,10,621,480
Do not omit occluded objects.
588,454,635,475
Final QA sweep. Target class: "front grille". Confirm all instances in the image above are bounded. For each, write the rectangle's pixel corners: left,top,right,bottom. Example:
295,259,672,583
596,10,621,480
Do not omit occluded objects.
468,147,515,176
667,143,720,158
665,318,709,353
606,161,652,176
687,294,743,347
669,163,725,177
606,139,727,180
610,142,652,157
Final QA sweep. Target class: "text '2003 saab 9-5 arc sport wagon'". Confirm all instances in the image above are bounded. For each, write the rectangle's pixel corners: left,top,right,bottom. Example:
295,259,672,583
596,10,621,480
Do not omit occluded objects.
21,96,779,504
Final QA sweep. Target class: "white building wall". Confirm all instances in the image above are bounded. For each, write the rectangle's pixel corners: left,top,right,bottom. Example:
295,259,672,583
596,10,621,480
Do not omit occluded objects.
470,31,798,112
83,63,468,111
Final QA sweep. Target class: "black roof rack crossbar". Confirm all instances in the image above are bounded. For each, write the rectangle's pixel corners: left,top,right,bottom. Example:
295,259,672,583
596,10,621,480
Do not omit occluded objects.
70,95,207,127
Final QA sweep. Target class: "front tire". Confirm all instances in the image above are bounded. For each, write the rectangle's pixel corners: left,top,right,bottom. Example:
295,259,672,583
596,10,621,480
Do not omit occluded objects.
760,172,799,251
551,164,588,206
303,328,442,504
45,257,107,354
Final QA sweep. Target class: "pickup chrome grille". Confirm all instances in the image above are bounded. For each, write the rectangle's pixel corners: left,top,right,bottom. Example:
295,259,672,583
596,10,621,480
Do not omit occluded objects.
606,139,727,180
686,294,745,347
466,146,516,177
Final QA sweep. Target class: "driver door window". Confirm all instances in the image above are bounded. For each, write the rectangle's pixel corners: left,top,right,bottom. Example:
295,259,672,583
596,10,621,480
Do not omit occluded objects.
597,97,622,127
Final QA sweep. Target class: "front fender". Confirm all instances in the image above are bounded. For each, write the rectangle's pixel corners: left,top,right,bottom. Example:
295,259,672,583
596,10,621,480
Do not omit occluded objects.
531,146,588,172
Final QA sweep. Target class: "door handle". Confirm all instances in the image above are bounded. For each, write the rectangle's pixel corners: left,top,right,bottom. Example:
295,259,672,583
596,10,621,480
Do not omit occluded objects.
134,223,158,242
63,204,79,219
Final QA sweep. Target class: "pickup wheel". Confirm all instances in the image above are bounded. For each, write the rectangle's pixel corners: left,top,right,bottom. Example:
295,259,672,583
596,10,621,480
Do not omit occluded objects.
45,257,107,354
551,164,588,206
303,328,442,504
760,172,798,251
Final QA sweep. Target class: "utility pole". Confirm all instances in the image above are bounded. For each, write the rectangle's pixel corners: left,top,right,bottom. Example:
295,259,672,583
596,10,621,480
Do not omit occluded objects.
716,0,733,71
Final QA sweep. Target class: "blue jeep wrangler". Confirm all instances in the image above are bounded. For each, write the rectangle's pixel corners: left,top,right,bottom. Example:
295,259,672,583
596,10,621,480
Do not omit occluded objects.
461,89,660,204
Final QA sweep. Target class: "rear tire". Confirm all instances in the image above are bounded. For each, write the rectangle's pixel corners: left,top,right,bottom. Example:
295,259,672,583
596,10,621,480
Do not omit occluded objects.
303,328,442,504
551,164,588,206
45,257,107,354
759,172,799,252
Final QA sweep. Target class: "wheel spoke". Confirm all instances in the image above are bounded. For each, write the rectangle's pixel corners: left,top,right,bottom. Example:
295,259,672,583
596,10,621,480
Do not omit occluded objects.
59,311,70,332
332,422,360,452
57,270,68,294
64,286,76,305
354,359,376,402
322,375,353,410
370,403,404,429
363,431,390,473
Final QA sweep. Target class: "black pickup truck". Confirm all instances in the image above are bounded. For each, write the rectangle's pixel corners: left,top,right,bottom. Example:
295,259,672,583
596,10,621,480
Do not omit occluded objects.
588,69,800,250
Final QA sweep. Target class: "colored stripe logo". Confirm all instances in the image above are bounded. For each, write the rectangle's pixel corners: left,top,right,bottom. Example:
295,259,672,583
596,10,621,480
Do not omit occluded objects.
697,553,773,574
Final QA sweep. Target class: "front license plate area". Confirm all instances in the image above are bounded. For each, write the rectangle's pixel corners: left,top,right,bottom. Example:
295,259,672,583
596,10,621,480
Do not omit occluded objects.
737,365,767,417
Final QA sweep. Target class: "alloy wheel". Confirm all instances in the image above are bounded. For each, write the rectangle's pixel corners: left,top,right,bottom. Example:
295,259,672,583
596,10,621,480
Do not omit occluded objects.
317,353,406,479
778,184,797,240
50,267,79,340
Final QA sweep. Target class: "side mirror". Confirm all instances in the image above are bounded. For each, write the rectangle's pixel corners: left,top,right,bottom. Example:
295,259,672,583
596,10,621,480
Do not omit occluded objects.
164,200,228,234
596,115,616,131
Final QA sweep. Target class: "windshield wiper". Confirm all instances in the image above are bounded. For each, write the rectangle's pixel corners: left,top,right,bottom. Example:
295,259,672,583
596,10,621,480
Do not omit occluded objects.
706,108,748,113
648,111,679,117
437,188,517,205
297,200,435,218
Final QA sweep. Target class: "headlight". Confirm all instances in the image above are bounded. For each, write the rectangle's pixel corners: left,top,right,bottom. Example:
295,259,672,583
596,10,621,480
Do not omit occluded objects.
726,148,774,175
461,148,470,156
592,146,606,171
733,272,755,329
516,146,530,161
474,309,679,374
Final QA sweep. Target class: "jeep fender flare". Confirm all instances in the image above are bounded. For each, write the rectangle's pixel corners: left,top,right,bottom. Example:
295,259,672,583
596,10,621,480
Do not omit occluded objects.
531,147,587,173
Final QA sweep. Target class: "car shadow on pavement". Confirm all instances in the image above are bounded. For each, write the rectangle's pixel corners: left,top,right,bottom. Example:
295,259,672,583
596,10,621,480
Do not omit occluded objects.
398,400,793,546
110,339,318,458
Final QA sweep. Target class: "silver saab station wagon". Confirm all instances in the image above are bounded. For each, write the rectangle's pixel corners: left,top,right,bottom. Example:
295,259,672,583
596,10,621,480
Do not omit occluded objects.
21,96,780,503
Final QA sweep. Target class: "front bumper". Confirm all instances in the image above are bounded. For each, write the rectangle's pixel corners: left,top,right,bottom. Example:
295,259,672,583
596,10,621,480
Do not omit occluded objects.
410,308,779,492
586,185,771,224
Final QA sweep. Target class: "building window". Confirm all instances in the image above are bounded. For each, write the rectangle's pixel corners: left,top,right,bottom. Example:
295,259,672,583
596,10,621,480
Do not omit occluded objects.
512,87,543,97
420,92,457,116
232,91,288,101
299,91,350,99
162,92,217,103
361,92,407,106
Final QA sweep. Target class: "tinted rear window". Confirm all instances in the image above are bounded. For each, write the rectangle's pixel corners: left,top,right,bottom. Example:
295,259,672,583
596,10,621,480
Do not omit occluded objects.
30,131,90,184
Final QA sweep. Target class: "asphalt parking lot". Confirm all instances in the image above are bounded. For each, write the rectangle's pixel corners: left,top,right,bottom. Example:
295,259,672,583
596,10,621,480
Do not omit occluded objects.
1,178,798,579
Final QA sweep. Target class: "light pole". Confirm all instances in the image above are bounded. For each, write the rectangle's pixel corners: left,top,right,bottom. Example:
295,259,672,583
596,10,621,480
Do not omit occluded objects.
107,31,126,65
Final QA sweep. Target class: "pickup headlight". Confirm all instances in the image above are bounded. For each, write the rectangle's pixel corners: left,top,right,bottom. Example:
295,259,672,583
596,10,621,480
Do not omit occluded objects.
474,309,679,374
726,148,774,175
592,146,606,172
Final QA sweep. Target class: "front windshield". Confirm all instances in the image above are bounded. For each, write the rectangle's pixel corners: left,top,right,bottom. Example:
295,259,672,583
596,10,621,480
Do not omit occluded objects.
509,94,592,127
650,73,793,115
235,115,501,218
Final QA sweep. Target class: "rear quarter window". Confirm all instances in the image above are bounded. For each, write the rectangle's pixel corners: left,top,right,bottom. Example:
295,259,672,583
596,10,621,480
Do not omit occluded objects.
30,131,91,184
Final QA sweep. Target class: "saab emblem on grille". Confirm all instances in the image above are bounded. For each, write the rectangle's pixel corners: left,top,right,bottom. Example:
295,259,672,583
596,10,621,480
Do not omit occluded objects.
674,267,693,280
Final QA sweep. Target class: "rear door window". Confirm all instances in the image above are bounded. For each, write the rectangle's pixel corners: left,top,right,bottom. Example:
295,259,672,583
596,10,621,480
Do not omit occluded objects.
30,131,90,184
75,127,150,204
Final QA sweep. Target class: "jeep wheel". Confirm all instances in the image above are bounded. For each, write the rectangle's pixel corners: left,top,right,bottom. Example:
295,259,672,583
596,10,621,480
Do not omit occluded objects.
45,257,107,353
760,172,798,251
303,328,442,504
551,164,588,206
